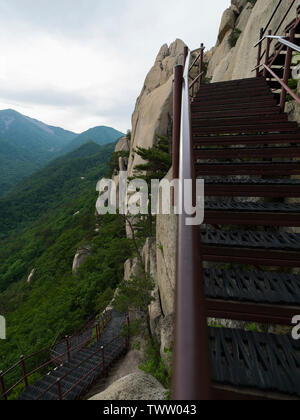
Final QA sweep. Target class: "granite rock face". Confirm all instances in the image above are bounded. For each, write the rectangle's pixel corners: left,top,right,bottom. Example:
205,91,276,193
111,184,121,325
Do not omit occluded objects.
128,39,186,179
89,372,166,401
207,0,297,83
72,245,92,273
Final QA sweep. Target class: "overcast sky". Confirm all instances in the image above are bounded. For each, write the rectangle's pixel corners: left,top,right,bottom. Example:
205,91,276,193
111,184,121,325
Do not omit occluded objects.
0,0,230,134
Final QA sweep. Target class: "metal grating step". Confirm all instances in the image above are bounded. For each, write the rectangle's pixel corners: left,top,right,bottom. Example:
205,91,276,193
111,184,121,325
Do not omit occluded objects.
200,228,300,251
204,200,300,213
204,177,300,186
204,268,300,305
210,328,300,397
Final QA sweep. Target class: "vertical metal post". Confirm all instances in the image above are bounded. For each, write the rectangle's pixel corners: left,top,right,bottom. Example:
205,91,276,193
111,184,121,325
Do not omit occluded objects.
56,378,62,400
0,371,7,401
199,43,204,88
256,28,264,77
172,65,184,182
263,30,272,78
280,29,296,111
20,355,28,389
96,324,99,342
101,346,105,374
65,336,70,362
126,315,130,349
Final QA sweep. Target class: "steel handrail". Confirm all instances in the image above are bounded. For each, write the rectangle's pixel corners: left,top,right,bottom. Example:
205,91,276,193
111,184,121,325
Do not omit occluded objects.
1,312,112,400
61,339,125,400
172,50,212,400
263,63,300,104
36,335,122,400
255,35,300,53
254,1,298,72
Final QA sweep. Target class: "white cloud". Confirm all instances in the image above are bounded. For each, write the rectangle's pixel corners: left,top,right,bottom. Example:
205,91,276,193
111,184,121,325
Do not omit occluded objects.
0,0,230,133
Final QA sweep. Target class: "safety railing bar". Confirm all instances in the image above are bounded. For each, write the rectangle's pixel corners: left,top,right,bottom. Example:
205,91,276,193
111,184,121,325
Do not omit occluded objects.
36,335,121,399
254,35,287,48
275,37,300,53
1,376,27,398
1,360,22,377
189,51,202,71
263,64,300,104
172,50,212,400
255,35,300,53
1,312,112,400
61,341,125,400
189,72,204,90
51,334,93,359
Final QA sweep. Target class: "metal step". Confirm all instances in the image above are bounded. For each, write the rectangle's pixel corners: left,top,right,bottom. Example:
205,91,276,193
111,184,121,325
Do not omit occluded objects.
204,200,300,226
204,177,300,197
192,106,281,119
196,161,300,176
194,87,272,101
210,328,300,398
193,94,278,108
192,98,277,113
195,146,300,160
193,121,298,136
201,228,300,251
205,267,300,305
196,77,267,91
192,114,288,128
193,132,300,146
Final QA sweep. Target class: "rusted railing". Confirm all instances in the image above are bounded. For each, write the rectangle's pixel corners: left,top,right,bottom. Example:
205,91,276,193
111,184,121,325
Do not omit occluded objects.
0,311,111,400
253,4,300,111
36,335,127,401
256,0,297,70
188,44,205,99
172,49,212,400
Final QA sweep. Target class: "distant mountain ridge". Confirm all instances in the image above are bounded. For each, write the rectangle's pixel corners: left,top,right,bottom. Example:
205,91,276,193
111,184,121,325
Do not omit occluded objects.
0,109,124,197
62,126,124,154
0,140,116,238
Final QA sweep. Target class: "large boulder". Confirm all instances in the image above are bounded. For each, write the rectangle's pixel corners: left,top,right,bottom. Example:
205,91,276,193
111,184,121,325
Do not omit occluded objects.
209,0,298,83
156,168,177,317
115,136,130,153
89,372,167,401
128,39,186,179
218,7,237,44
72,245,92,273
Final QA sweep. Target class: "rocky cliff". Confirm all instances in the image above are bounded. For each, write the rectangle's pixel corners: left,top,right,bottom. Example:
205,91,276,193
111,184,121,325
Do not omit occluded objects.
92,0,300,399
206,0,297,82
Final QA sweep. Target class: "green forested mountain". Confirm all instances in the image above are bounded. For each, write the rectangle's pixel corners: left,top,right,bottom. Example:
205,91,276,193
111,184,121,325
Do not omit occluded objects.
0,140,132,387
0,137,39,196
62,126,124,154
0,109,123,198
0,110,77,158
0,109,77,197
0,141,115,238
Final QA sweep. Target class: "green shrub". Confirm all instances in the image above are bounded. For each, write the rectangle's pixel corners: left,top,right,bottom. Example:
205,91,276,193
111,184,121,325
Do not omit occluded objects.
229,29,242,48
139,339,172,391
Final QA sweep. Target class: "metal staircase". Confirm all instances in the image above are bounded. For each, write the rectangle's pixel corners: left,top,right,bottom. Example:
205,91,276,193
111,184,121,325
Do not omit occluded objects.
18,311,127,400
172,2,300,400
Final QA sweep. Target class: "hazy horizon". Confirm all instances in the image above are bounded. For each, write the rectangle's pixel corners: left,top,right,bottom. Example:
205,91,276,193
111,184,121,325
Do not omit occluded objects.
0,0,230,133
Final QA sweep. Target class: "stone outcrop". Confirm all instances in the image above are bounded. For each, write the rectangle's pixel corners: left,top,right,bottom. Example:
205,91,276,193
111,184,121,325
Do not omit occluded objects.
89,372,166,401
27,269,36,284
115,136,130,153
207,0,297,83
128,39,186,178
72,245,92,273
156,169,177,318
